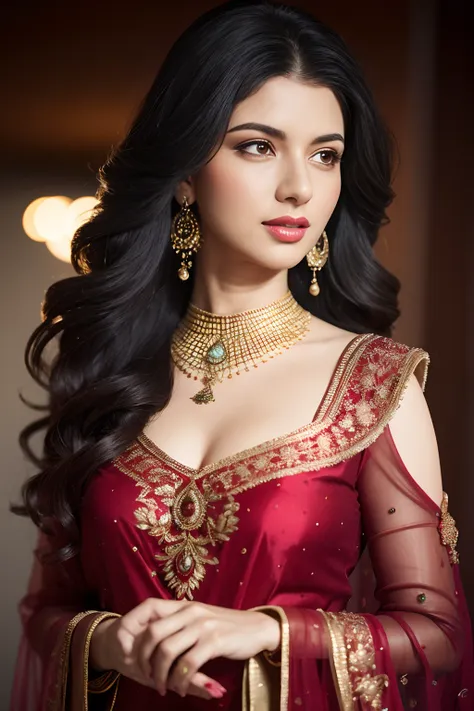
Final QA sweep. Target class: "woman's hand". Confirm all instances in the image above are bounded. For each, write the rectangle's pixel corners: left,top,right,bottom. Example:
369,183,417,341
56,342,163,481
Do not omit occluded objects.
89,605,227,701
132,598,281,697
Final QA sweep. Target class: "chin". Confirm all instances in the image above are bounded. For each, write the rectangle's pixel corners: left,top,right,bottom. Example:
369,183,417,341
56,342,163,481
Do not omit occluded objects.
255,256,306,274
265,246,308,269
230,242,306,273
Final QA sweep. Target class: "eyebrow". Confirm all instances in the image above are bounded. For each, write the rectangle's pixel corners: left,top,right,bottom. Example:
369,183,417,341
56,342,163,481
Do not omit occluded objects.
226,122,345,146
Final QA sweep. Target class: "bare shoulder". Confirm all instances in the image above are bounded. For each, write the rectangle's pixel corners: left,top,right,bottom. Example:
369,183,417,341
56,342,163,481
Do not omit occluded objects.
388,373,443,506
304,315,362,351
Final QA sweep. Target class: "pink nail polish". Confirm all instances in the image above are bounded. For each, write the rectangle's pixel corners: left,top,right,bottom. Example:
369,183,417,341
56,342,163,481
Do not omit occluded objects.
204,682,225,699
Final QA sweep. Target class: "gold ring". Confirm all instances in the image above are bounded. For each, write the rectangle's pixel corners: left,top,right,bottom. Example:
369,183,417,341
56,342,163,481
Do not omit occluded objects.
181,665,189,675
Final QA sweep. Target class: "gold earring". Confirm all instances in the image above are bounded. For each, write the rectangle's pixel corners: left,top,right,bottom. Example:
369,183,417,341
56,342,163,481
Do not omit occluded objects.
170,196,202,281
306,230,329,296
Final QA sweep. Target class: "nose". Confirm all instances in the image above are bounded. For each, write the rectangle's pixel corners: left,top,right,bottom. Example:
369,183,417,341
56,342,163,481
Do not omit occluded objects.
275,157,313,205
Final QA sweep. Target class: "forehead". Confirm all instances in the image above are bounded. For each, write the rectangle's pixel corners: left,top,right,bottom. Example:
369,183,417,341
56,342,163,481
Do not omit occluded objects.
229,76,344,135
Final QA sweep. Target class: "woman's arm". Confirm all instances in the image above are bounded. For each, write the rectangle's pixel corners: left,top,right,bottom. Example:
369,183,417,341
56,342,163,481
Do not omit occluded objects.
253,375,472,710
10,525,120,711
354,374,463,676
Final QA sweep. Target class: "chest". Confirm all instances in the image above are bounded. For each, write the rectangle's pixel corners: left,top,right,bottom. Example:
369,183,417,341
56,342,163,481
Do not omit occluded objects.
142,352,346,471
82,436,364,603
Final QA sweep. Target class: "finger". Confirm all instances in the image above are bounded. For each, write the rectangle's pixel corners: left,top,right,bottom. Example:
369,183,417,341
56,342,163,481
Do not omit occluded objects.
120,597,187,638
136,605,199,678
168,632,221,697
150,624,202,696
188,672,227,700
116,667,220,698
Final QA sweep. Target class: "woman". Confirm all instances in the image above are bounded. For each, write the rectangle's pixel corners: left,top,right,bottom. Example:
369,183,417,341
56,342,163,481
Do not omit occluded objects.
10,1,473,709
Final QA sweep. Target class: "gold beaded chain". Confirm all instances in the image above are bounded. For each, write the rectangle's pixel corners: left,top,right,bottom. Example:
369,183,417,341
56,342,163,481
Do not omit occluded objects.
171,290,312,404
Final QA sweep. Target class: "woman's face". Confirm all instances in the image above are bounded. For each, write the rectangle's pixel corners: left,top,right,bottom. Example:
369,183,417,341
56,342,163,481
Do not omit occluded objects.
180,76,345,274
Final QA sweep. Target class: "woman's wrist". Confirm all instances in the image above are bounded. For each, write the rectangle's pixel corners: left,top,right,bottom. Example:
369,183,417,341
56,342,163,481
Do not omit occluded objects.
255,611,281,653
89,617,116,671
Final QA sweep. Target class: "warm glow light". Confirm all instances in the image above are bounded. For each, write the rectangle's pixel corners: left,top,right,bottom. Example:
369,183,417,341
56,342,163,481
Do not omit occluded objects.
45,238,73,263
68,196,99,234
22,197,49,241
33,196,72,243
23,194,99,263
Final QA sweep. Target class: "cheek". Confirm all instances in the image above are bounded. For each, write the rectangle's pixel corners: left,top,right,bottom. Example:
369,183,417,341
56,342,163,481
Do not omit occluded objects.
324,170,342,200
195,160,263,217
331,176,342,204
316,174,342,216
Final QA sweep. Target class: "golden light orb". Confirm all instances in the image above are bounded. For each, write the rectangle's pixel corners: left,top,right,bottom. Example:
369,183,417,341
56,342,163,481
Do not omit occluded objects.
32,196,72,243
22,197,49,241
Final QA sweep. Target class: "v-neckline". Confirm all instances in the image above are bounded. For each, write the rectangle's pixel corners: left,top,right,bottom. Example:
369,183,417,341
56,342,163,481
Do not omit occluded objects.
135,332,375,477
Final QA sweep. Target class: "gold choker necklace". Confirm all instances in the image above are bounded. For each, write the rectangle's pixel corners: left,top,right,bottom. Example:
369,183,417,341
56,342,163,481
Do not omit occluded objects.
171,290,312,404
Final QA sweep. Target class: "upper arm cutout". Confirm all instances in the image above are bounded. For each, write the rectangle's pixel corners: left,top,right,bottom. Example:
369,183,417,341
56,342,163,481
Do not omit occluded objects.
388,372,443,507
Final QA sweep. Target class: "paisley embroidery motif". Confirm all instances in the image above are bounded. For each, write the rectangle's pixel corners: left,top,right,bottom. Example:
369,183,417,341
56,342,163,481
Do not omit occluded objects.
113,335,430,598
154,490,240,599
113,448,240,599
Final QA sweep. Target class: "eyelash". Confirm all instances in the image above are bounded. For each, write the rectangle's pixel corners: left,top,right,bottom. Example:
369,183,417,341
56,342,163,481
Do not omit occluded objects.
235,139,343,166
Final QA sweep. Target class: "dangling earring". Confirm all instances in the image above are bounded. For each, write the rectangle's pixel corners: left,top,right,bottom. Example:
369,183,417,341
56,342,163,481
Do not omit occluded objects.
306,230,329,296
170,196,202,281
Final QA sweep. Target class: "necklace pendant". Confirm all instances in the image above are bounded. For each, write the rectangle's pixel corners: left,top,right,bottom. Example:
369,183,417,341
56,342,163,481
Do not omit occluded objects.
206,341,227,365
191,380,215,404
172,291,312,398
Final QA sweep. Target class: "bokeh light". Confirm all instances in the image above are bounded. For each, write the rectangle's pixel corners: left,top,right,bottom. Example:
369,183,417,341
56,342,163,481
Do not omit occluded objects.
22,197,49,242
68,196,99,233
33,196,72,243
23,195,98,264
45,238,74,263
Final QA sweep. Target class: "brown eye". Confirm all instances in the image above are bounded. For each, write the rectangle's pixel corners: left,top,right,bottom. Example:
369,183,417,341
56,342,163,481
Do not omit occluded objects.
255,142,270,155
237,140,273,156
314,150,341,167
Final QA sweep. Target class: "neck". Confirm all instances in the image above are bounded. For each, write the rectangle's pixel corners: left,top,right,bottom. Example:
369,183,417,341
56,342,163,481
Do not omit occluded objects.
190,274,290,316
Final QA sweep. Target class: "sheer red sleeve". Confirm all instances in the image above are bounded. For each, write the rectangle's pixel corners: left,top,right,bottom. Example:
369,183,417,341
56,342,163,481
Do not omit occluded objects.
351,422,471,707
251,422,473,710
10,525,120,711
248,339,474,711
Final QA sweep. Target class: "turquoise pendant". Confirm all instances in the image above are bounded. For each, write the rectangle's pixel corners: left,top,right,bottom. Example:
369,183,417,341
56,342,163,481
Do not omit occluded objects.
191,342,226,404
206,341,227,365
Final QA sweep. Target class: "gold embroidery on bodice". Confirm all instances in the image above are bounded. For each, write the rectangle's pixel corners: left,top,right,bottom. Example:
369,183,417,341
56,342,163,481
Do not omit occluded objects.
113,334,432,599
111,452,241,598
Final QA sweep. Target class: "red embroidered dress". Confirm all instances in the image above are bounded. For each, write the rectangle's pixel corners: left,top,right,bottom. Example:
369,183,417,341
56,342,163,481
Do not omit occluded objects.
10,334,474,710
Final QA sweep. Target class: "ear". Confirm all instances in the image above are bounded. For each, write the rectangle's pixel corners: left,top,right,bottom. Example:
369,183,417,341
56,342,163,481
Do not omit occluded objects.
174,176,196,206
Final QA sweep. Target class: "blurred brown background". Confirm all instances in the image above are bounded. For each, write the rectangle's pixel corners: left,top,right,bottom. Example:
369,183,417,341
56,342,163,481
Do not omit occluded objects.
1,0,473,706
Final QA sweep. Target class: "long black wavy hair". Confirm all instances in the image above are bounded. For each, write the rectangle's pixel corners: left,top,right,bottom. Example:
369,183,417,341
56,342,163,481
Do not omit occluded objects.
12,0,400,560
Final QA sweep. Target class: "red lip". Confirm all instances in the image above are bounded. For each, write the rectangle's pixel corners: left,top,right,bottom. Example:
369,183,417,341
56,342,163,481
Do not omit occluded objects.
263,224,308,243
262,215,310,228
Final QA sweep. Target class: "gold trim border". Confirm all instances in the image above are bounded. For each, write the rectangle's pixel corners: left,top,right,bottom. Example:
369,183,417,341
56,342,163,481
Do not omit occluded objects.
319,610,353,711
53,611,97,711
83,612,122,711
121,347,431,500
130,344,430,495
136,333,374,477
243,605,290,711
